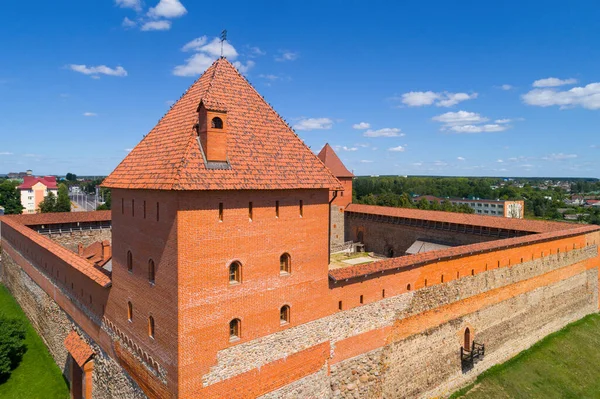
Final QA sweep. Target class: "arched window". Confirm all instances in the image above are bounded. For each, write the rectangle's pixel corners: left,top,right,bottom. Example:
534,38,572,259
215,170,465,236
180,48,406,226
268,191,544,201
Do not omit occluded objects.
211,117,223,129
127,250,133,272
229,261,241,284
464,327,471,350
280,305,290,325
127,301,133,322
148,259,155,284
229,318,241,340
148,316,155,338
280,253,291,274
357,231,364,243
406,283,411,291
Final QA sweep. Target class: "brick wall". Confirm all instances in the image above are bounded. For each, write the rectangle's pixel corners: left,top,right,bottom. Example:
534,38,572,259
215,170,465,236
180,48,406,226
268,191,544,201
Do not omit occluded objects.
345,212,498,256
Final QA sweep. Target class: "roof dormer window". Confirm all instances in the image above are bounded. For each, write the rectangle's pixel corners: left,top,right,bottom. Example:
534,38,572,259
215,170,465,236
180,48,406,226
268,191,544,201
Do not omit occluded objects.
211,117,223,129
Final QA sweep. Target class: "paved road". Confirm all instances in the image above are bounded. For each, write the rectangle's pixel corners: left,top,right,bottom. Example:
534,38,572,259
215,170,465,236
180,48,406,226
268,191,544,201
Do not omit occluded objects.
69,193,98,212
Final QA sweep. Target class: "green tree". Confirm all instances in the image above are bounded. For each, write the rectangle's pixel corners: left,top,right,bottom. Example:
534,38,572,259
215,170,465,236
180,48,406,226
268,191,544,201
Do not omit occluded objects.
65,173,77,182
0,317,27,378
0,181,24,215
416,198,430,210
38,192,56,213
55,184,71,212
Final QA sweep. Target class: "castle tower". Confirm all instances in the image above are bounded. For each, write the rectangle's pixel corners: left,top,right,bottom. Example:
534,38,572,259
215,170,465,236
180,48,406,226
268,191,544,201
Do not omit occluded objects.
101,58,341,397
317,143,354,251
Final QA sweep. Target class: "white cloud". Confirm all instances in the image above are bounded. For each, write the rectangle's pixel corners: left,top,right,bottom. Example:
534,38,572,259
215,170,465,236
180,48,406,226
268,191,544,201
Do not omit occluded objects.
148,0,187,18
233,60,255,74
496,159,504,163
0,152,13,155
542,153,578,161
432,111,510,133
363,128,404,138
259,74,280,81
388,146,406,152
342,146,358,151
522,82,600,110
500,84,513,90
449,124,506,133
248,47,266,56
115,0,141,11
68,64,128,77
293,118,333,131
275,51,299,62
174,36,251,76
495,118,511,124
532,77,577,88
457,156,466,161
122,17,137,28
141,20,171,31
401,91,478,107
83,112,97,117
353,122,370,130
432,111,488,125
360,160,373,163
173,53,214,77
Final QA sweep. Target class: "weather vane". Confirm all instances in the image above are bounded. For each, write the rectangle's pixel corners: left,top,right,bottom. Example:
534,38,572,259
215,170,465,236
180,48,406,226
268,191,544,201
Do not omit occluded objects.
220,30,227,57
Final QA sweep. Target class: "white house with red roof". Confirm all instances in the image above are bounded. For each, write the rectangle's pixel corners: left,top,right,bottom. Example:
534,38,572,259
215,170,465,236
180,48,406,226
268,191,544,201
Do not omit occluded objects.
17,173,58,214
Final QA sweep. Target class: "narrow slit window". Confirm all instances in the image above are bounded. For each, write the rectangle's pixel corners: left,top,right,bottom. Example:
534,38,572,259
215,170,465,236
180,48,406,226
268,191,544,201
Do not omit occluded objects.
249,202,253,221
219,202,223,221
407,284,411,291
148,316,155,338
127,301,133,322
148,259,155,284
299,200,303,217
156,202,160,221
127,250,133,272
229,319,241,340
229,261,241,284
280,253,291,274
280,305,290,325
382,289,386,298
275,201,279,218
143,200,146,219
338,301,343,311
132,199,135,217
122,198,124,214
360,295,364,304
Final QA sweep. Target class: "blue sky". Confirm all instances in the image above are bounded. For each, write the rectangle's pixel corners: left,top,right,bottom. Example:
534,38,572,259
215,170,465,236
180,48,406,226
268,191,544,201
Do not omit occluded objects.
1,0,600,177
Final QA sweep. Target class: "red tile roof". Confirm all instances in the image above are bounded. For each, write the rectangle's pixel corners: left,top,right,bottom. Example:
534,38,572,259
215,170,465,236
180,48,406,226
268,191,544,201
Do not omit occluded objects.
17,176,57,190
329,224,599,281
102,58,341,191
317,143,354,178
2,210,111,226
346,204,578,233
0,213,112,287
64,330,94,367
80,240,112,268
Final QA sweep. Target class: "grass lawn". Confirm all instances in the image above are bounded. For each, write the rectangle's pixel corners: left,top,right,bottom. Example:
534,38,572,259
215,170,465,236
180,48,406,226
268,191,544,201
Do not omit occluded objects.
451,313,600,399
0,284,69,399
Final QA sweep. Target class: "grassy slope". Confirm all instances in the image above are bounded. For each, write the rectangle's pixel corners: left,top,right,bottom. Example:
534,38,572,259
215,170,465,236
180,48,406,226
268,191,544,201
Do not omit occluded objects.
451,313,600,399
0,284,69,399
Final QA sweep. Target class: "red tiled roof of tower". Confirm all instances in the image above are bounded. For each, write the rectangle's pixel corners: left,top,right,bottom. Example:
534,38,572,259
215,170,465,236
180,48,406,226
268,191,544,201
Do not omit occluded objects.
346,204,582,233
317,143,354,178
102,58,342,191
17,176,58,190
64,330,94,367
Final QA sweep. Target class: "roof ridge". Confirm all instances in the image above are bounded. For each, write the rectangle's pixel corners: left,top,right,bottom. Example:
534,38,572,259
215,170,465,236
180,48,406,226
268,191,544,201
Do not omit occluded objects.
172,58,222,188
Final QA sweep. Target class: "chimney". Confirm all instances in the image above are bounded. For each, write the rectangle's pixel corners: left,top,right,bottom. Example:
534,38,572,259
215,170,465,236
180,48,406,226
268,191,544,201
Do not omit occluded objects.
77,243,84,256
197,101,228,162
101,240,111,261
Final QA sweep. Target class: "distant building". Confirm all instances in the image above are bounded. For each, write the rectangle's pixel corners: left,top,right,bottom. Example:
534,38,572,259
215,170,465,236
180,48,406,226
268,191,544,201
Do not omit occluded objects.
17,174,58,214
0,206,4,216
413,196,525,218
7,170,30,180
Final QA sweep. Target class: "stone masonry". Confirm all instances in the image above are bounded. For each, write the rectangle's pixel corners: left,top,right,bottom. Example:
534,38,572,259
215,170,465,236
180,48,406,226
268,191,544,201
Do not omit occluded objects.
0,250,146,399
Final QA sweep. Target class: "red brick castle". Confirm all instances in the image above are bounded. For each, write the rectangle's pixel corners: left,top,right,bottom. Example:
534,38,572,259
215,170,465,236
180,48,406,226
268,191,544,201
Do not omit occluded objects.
1,58,599,399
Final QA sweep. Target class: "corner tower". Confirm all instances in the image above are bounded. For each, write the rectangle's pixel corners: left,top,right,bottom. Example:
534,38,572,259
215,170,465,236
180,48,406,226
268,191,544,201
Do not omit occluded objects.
102,58,341,398
317,143,354,251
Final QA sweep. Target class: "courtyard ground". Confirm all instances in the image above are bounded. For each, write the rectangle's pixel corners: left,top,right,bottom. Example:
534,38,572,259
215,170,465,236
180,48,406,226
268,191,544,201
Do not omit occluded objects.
451,313,600,399
0,284,69,399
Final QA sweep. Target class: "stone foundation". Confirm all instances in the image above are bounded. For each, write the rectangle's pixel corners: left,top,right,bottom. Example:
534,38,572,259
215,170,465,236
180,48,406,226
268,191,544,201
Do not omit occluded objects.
0,249,146,399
